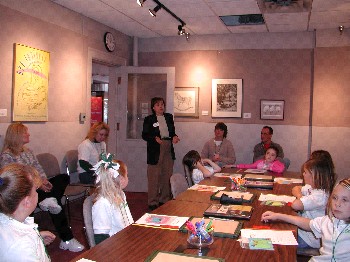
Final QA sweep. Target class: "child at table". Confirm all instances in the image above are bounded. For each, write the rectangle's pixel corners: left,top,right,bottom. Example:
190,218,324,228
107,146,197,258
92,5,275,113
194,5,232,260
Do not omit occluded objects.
0,163,55,262
92,153,134,244
224,146,285,173
182,150,221,185
261,177,350,261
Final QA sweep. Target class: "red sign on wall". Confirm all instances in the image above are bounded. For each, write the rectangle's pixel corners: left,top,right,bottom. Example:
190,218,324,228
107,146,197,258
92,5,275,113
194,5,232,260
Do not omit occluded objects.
91,96,103,125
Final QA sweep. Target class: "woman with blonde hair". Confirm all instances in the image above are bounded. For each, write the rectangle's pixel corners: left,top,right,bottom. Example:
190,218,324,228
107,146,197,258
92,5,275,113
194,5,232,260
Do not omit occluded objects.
91,153,133,244
78,122,110,184
0,123,84,252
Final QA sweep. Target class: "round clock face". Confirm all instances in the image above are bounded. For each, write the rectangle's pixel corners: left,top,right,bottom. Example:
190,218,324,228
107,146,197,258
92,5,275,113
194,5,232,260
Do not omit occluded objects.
104,32,116,52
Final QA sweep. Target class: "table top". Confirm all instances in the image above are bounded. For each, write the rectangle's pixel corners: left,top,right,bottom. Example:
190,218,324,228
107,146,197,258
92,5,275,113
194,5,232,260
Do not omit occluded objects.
71,169,302,262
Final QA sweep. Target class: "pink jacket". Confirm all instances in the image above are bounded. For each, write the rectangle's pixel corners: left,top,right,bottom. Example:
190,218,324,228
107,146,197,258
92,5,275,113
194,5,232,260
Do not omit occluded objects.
236,159,285,173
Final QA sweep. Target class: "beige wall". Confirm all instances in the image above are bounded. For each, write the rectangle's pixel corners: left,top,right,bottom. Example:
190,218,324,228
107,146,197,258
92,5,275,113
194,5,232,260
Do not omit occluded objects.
0,1,132,170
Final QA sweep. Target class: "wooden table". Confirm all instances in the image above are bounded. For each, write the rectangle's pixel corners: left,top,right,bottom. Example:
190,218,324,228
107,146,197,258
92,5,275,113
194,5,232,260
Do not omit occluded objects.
72,170,302,262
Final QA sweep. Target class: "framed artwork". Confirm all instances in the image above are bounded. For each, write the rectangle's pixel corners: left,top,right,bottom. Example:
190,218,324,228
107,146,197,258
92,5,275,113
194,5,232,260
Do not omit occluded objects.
212,79,242,117
13,43,50,121
174,87,199,117
260,100,285,120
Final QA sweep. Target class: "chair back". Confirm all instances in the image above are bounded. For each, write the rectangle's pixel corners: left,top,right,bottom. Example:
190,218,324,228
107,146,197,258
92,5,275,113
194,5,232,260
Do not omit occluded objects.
170,173,189,199
66,150,79,174
36,153,60,179
83,195,96,248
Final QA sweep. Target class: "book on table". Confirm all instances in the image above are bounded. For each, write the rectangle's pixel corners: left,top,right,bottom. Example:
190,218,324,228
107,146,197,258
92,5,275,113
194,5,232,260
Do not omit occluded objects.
244,173,274,181
145,251,225,262
203,203,253,220
211,191,255,203
245,180,274,189
179,216,243,239
134,213,189,230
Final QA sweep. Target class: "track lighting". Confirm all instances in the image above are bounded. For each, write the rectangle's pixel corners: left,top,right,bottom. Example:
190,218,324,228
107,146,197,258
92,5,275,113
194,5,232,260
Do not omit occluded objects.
149,5,161,17
178,25,185,35
185,32,190,41
137,0,146,7
339,25,344,35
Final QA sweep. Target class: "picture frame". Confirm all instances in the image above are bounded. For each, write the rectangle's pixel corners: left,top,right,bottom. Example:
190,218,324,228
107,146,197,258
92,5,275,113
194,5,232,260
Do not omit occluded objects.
260,100,285,120
13,43,50,121
212,79,242,118
174,87,199,117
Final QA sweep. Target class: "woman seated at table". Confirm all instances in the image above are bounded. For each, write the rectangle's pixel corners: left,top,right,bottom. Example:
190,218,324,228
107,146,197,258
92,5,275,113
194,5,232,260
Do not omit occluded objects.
78,122,109,184
0,123,84,252
224,146,285,173
183,150,221,185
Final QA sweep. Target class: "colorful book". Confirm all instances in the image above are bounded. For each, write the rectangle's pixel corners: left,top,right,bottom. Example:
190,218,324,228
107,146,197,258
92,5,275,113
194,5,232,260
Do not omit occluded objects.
245,180,274,189
203,204,253,220
180,217,243,239
134,213,189,230
244,174,274,181
211,191,254,203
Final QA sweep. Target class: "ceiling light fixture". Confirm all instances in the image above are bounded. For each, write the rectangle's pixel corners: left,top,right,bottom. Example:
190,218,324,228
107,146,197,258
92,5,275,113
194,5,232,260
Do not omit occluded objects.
137,0,147,7
178,25,185,35
140,0,189,39
185,32,190,41
339,25,344,35
149,5,161,17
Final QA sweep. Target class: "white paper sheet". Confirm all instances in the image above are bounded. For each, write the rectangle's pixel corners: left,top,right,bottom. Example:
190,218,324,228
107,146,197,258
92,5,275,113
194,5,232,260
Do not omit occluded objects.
274,177,303,184
240,229,298,245
188,184,226,192
244,169,266,173
258,193,296,203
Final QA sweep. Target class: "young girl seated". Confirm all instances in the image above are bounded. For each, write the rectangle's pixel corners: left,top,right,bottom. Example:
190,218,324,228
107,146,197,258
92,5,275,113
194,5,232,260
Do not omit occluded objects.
261,178,350,261
224,146,285,173
0,163,55,262
91,153,134,245
290,158,336,248
182,150,221,185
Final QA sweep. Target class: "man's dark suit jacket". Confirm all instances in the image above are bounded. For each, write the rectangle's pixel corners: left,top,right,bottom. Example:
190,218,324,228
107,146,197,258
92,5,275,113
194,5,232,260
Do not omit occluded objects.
142,113,177,165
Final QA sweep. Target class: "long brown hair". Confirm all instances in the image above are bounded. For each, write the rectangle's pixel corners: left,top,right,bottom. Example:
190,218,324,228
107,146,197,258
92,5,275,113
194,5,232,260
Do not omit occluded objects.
2,123,28,155
0,163,41,215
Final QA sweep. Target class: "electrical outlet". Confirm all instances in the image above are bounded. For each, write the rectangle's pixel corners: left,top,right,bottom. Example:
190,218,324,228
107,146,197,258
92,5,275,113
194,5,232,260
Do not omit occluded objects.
0,109,7,117
243,113,251,118
202,111,209,116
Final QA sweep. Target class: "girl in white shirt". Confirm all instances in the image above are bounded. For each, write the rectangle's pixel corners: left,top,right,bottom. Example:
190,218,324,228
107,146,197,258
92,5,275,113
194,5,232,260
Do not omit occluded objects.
182,150,221,185
262,178,350,262
91,153,134,244
0,163,55,262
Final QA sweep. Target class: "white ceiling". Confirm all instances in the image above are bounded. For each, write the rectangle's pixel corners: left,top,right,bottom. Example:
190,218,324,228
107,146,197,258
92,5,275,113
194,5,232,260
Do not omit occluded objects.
51,0,350,38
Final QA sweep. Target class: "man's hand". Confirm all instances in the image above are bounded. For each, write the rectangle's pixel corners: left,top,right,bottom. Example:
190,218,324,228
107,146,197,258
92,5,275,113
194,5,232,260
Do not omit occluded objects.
172,136,180,144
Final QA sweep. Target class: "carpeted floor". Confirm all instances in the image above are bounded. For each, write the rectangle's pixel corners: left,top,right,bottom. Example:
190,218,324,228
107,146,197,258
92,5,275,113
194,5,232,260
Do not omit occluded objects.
34,192,149,262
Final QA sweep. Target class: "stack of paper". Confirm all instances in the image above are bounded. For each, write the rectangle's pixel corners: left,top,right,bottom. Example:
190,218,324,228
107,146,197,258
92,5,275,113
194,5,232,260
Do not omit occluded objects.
258,193,296,203
240,229,298,245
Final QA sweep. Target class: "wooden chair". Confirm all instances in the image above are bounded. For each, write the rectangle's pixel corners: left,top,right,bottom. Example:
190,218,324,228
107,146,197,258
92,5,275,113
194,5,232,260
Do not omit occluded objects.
36,153,89,227
170,173,189,199
83,195,96,248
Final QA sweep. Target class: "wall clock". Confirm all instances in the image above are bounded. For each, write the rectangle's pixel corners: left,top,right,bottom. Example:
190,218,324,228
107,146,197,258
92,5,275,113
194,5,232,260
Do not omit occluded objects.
104,32,116,52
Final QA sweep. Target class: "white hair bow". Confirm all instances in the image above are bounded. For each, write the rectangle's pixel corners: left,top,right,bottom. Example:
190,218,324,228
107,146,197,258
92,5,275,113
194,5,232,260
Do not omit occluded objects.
91,153,120,184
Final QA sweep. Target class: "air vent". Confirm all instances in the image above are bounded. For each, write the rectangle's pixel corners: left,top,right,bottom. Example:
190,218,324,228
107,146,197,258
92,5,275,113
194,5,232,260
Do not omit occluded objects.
220,14,265,26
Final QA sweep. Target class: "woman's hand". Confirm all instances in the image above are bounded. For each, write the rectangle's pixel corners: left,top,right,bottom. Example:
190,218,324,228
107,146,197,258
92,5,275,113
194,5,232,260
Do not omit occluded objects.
40,178,53,193
172,136,180,144
155,136,162,144
40,231,56,245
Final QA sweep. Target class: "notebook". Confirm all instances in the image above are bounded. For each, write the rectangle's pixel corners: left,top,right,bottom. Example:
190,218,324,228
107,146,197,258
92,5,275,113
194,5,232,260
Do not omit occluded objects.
245,180,274,189
244,174,274,181
203,204,253,220
180,217,243,239
211,191,254,203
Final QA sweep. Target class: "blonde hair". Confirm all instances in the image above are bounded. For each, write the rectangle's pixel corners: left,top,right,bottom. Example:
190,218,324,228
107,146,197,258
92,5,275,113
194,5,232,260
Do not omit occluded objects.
86,122,110,141
2,123,28,155
327,178,350,223
93,160,128,207
0,163,41,215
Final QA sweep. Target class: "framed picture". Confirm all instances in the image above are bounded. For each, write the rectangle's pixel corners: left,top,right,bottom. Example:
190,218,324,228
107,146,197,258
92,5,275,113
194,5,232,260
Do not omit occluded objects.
13,43,50,121
212,79,242,117
174,87,199,117
260,100,285,120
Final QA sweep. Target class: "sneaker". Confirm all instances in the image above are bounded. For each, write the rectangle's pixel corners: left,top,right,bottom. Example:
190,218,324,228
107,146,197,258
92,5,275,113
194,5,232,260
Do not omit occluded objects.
59,238,85,252
39,197,62,214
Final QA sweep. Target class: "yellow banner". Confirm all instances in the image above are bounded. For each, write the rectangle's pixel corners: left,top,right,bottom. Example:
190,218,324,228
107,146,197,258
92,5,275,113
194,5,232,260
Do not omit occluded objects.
13,44,50,121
